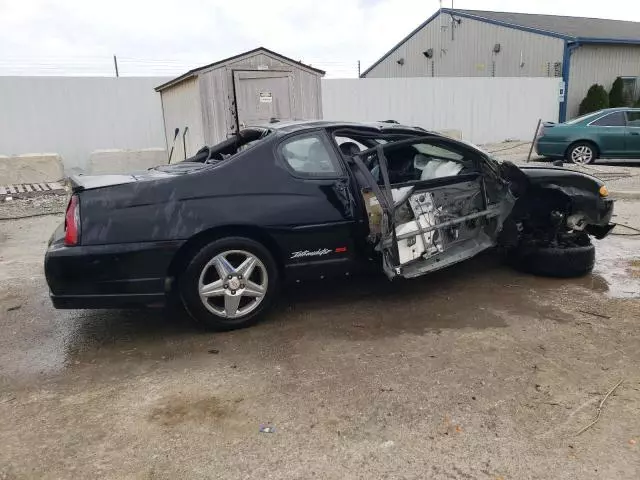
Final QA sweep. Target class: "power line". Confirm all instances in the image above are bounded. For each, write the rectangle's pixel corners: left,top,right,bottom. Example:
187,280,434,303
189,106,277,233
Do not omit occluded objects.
0,55,360,78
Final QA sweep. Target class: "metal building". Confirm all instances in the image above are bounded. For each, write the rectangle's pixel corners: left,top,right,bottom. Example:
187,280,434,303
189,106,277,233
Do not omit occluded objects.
361,9,640,121
155,47,324,161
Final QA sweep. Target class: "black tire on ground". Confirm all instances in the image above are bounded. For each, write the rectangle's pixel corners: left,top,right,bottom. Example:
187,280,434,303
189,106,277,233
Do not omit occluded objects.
179,236,279,331
508,241,595,278
566,141,598,165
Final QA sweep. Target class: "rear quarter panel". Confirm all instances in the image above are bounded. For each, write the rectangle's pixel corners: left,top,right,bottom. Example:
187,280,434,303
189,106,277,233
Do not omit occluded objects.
536,125,600,158
77,139,358,267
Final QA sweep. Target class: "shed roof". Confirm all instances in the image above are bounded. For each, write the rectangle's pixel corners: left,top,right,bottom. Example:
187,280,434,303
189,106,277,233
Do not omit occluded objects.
155,47,325,92
362,8,640,77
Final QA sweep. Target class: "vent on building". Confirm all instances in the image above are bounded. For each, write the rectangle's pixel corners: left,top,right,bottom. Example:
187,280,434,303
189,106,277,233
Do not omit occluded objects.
423,49,434,59
397,58,405,66
554,62,562,77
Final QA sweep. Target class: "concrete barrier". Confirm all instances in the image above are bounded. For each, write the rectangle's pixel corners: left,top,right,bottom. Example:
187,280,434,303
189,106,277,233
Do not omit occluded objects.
0,153,64,184
87,148,168,175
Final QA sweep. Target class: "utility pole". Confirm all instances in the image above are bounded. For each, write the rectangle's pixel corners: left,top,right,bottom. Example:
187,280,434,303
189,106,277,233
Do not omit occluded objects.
113,55,119,77
357,60,361,77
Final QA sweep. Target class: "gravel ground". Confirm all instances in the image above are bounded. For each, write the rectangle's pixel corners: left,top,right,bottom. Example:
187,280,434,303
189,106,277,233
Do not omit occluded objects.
0,199,638,479
0,194,67,220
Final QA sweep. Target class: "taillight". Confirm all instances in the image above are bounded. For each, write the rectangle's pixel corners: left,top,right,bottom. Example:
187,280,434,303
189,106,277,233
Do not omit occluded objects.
536,125,545,139
64,194,81,246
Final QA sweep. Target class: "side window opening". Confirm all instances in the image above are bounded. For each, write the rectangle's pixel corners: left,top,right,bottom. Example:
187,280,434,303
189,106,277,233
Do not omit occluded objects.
371,140,476,185
589,112,626,127
335,136,367,157
187,128,271,163
281,134,341,177
626,111,640,127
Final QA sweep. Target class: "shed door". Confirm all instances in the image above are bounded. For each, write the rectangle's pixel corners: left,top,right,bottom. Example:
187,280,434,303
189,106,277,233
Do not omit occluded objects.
233,70,293,127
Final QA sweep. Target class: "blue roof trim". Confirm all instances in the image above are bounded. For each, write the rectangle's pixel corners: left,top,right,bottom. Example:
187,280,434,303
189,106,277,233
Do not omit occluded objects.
440,9,572,40
360,10,441,77
574,37,640,45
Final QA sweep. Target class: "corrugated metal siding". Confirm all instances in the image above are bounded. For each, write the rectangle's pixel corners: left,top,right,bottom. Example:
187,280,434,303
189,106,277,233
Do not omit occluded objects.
0,76,169,171
322,77,560,144
160,77,204,162
290,69,323,120
199,69,231,145
198,52,322,143
364,13,564,78
567,44,640,119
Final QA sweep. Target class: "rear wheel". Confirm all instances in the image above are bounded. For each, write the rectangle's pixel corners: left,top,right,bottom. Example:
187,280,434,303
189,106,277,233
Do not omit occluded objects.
179,237,279,331
566,142,598,165
508,238,595,278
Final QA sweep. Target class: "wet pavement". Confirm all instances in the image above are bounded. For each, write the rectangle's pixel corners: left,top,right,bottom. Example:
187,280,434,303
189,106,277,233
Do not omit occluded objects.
1,208,639,479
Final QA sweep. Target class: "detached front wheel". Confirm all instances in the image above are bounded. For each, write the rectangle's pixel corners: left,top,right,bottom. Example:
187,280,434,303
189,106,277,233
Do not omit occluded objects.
180,237,279,330
508,239,595,278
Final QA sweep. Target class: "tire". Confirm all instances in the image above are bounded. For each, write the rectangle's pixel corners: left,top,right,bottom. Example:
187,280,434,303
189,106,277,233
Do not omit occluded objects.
179,236,279,331
508,241,595,278
566,141,598,165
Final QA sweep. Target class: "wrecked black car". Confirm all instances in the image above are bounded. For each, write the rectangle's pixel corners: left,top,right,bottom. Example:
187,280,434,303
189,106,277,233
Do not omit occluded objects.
45,121,615,330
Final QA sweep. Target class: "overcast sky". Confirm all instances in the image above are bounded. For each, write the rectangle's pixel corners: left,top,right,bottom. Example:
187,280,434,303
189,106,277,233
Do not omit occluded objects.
1,0,640,78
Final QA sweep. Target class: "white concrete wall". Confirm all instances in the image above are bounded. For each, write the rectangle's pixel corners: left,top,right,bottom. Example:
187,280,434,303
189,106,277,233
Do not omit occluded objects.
0,77,170,172
322,77,560,144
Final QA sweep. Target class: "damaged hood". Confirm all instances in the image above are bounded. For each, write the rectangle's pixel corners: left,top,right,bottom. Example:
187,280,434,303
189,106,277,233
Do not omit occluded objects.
499,162,606,194
516,165,605,186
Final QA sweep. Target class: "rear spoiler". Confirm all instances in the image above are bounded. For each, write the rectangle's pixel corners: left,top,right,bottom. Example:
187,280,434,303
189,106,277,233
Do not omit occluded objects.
68,174,137,192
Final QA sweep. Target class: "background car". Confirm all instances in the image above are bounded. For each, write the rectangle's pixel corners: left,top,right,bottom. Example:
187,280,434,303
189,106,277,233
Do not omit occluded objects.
535,107,640,164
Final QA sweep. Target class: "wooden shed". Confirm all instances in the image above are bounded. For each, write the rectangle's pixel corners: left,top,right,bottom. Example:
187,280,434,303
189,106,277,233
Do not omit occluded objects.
155,47,325,161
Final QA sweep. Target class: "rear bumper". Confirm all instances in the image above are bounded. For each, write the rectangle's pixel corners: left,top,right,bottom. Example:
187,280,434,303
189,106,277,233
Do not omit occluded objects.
45,223,184,309
535,139,567,158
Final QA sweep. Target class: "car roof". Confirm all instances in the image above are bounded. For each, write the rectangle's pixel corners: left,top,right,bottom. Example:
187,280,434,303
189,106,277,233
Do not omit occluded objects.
248,120,428,135
594,107,640,113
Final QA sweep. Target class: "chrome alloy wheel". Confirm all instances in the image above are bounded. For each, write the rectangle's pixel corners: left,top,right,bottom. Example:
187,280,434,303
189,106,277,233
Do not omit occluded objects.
197,250,268,319
571,145,594,164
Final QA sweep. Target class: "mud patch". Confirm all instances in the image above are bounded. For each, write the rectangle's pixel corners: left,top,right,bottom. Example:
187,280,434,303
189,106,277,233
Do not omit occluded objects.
274,253,574,340
148,396,234,427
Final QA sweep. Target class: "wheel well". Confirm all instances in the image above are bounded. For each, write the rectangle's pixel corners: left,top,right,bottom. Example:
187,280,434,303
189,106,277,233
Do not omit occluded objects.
508,186,573,228
167,225,285,282
565,140,599,158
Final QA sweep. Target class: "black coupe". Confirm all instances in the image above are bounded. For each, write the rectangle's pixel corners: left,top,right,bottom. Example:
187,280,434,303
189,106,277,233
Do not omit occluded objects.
45,121,615,330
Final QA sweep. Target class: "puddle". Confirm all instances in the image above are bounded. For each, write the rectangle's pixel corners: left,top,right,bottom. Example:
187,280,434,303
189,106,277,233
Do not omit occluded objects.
592,236,640,298
3,237,638,384
275,252,572,339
